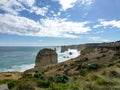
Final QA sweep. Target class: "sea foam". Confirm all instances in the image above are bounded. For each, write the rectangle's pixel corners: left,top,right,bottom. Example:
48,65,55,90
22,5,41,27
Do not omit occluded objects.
0,47,80,72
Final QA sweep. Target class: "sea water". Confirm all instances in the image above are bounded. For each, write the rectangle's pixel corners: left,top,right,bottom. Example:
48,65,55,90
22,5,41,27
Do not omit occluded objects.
0,46,80,72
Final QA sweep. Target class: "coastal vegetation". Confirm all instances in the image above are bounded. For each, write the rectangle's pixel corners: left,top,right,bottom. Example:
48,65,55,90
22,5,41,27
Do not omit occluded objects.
1,60,120,90
0,41,120,90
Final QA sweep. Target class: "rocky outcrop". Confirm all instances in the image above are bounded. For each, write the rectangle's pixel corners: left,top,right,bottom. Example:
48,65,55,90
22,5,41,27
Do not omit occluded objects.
23,40,120,77
61,41,120,53
61,44,85,52
35,48,58,69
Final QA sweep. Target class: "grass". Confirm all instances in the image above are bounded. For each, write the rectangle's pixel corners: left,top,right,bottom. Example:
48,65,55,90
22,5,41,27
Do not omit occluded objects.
1,59,120,90
83,62,120,90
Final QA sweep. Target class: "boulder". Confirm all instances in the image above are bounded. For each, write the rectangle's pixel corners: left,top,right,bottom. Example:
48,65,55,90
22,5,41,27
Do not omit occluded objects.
35,48,58,69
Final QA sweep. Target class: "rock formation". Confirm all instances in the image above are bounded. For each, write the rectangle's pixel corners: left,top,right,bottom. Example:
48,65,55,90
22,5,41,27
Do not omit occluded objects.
35,48,58,69
61,44,85,53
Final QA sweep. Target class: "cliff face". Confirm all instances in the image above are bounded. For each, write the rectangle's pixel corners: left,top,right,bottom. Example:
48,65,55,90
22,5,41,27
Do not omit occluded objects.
61,44,85,52
24,41,120,77
61,41,120,52
35,48,58,70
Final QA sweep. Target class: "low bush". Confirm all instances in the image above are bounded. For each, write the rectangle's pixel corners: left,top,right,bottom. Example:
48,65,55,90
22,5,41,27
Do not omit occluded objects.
48,76,54,82
8,80,19,89
34,70,40,78
37,80,50,88
88,63,100,71
55,74,69,83
16,81,35,90
34,70,45,80
80,69,87,76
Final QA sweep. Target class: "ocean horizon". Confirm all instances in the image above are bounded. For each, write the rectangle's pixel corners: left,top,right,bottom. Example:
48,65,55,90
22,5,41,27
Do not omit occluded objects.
0,46,80,72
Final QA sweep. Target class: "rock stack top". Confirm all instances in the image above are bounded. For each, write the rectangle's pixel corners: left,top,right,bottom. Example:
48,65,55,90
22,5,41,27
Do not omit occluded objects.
35,48,58,69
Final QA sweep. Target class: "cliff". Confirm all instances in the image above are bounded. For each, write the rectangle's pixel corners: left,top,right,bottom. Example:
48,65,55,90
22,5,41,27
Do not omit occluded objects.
1,41,120,90
23,41,120,77
61,44,85,52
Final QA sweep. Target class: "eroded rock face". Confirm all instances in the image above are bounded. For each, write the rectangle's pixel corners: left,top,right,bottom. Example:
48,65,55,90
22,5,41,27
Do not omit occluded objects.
35,48,58,69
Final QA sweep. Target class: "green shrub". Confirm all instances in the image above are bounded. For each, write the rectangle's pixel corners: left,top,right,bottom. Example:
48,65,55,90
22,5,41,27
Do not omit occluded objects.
80,69,87,76
40,74,45,80
48,76,54,82
34,70,45,80
62,74,69,83
55,74,69,83
37,80,50,88
88,63,100,71
16,82,35,90
34,70,40,78
8,80,19,89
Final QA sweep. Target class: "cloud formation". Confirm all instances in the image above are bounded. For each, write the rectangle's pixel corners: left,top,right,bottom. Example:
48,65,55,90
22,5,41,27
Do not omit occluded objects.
55,0,94,11
0,0,24,15
80,0,94,5
0,0,49,16
89,36,109,42
94,20,120,29
0,14,91,38
58,0,78,11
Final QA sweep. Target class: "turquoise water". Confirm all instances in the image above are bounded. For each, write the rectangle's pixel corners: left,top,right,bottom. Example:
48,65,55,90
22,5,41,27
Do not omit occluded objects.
0,46,45,72
0,46,80,72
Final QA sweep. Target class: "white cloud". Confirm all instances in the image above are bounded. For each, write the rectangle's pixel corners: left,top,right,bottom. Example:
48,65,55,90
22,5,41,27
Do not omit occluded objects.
55,0,94,11
0,14,91,38
18,0,35,7
89,36,109,42
58,0,78,11
79,0,94,5
94,20,120,29
0,0,48,16
94,31,104,34
0,0,25,15
30,6,49,16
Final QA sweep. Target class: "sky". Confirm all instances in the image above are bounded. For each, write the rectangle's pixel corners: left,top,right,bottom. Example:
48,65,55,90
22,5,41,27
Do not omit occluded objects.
0,0,120,46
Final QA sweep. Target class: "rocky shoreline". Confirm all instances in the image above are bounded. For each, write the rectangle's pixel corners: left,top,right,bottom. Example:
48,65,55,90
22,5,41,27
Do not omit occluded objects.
0,41,120,80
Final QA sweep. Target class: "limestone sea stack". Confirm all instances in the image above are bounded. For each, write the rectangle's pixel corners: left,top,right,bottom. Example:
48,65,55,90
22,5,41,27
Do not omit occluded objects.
35,48,58,69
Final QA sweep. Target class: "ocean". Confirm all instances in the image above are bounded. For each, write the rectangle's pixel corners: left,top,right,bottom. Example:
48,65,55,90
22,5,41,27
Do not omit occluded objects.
0,46,80,72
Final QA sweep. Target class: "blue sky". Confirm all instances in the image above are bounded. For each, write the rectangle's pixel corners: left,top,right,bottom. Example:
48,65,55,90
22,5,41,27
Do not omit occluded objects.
0,0,120,46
